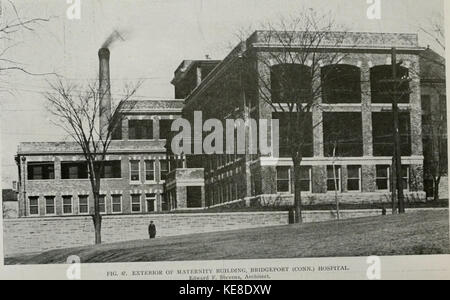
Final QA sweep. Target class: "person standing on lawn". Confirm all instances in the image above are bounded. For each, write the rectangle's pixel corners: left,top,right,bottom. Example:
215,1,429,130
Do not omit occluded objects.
149,221,157,239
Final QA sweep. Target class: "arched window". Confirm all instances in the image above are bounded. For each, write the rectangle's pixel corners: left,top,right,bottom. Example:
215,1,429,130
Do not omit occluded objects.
371,65,410,104
271,64,312,103
321,64,361,104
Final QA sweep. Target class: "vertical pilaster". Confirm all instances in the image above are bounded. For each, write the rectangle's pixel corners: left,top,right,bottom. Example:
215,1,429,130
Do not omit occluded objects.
361,63,374,157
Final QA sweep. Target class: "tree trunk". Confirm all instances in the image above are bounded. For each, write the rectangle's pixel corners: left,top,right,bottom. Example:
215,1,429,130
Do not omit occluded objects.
90,175,102,245
292,157,303,224
93,212,102,245
433,177,441,202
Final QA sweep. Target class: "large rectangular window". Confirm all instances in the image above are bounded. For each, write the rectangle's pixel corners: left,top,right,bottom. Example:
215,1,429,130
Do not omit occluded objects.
276,166,291,193
78,195,89,215
29,197,39,216
128,119,153,140
327,166,341,192
130,161,140,182
45,196,56,215
62,196,73,215
273,113,313,158
61,162,88,179
100,161,122,179
131,194,142,213
28,162,54,180
376,165,390,191
145,160,155,182
373,112,411,157
112,195,122,213
347,165,362,192
401,165,410,191
323,112,363,157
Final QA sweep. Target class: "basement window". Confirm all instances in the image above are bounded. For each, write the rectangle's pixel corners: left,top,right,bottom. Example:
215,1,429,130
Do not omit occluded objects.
376,165,390,191
276,166,291,193
327,166,342,192
28,162,55,180
99,195,106,214
29,197,39,216
347,165,362,192
78,195,89,215
128,119,153,140
63,196,73,215
131,194,142,213
112,195,122,213
321,64,362,103
45,196,56,215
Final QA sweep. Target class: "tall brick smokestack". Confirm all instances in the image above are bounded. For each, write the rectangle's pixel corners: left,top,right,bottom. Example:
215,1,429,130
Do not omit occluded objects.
98,48,112,138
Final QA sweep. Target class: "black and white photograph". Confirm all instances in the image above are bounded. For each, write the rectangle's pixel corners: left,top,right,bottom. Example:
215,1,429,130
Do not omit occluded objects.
0,0,449,280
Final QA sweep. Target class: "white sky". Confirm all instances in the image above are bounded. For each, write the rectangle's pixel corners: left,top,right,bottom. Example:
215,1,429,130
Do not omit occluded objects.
0,0,445,188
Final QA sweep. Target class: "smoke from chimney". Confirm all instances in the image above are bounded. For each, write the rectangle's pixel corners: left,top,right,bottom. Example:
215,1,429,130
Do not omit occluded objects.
98,47,111,138
101,29,127,49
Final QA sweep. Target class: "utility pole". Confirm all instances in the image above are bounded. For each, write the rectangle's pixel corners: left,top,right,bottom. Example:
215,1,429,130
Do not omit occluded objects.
391,48,406,214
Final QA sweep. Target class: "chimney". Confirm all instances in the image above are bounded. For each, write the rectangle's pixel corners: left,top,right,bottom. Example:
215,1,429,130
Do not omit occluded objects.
98,48,112,138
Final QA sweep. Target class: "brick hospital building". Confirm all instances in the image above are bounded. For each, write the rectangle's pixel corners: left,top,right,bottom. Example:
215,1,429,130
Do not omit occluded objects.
15,31,447,217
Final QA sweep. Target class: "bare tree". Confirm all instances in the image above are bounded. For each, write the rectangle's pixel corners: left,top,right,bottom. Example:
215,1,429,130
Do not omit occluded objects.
241,10,353,223
0,1,51,77
46,79,141,244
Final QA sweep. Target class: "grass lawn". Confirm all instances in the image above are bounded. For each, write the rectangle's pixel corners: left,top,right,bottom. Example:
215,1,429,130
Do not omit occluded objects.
5,210,449,265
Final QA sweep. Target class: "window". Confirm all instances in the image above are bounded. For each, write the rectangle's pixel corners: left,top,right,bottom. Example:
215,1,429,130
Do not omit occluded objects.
29,197,39,216
327,166,341,192
440,95,447,121
371,65,410,104
421,95,432,124
112,195,122,213
347,165,362,192
321,65,361,103
131,194,142,213
128,119,153,140
299,167,312,192
61,162,88,179
78,195,89,214
271,64,312,103
372,112,411,156
146,193,156,212
28,162,54,180
130,161,140,182
112,121,122,140
160,160,169,181
187,186,202,208
99,195,106,214
376,165,390,191
100,161,122,179
276,166,291,193
145,160,155,182
401,165,410,191
323,113,363,157
159,119,173,140
45,196,55,215
63,196,73,215
273,112,313,158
